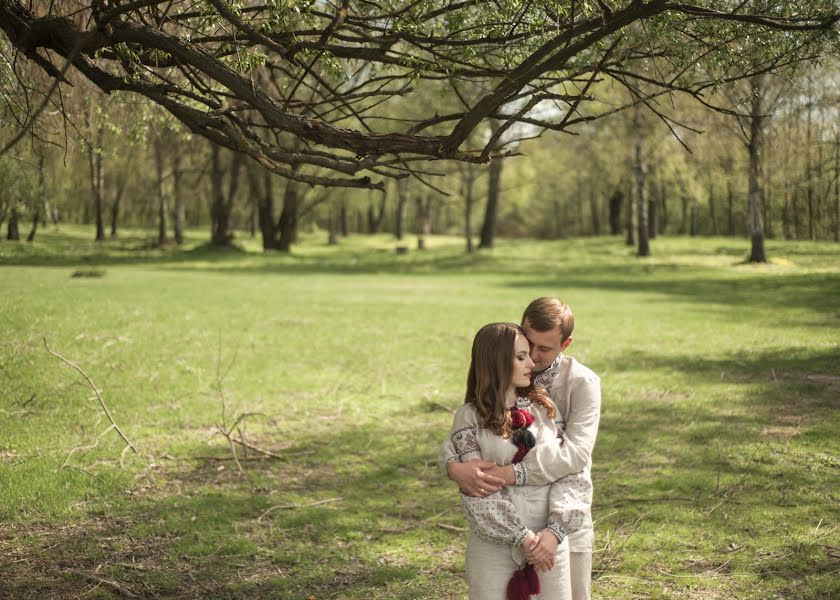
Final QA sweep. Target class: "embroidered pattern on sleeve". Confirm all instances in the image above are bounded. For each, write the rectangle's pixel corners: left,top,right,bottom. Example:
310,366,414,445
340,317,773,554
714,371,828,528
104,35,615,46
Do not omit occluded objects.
451,426,480,460
461,493,529,547
548,471,593,537
546,520,566,544
513,462,528,486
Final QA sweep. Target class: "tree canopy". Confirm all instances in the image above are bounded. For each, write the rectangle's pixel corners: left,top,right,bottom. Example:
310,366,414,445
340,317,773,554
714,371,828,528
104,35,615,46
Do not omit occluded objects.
1,0,838,189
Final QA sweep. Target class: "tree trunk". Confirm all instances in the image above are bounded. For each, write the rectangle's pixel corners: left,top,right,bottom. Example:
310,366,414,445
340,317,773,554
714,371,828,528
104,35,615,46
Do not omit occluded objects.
110,193,120,238
690,202,698,236
340,199,349,237
154,134,168,245
464,165,475,252
747,75,767,262
327,206,338,245
727,179,734,236
276,177,300,252
835,131,840,242
648,198,657,239
659,180,668,234
708,180,719,235
366,191,387,234
26,154,46,242
793,185,801,239
416,194,431,249
210,145,234,246
590,190,600,235
806,80,814,240
173,152,184,244
7,207,20,240
782,193,790,240
634,116,650,257
395,179,407,240
479,155,503,249
609,190,622,235
89,123,106,242
764,191,772,238
252,164,273,250
626,179,635,246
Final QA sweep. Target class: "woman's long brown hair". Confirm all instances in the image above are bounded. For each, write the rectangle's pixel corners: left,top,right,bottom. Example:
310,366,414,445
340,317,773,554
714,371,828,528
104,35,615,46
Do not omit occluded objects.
465,323,556,438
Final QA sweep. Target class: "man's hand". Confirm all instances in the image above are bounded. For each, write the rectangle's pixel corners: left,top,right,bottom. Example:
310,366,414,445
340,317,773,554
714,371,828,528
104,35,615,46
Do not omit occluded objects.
524,528,559,572
446,460,506,497
483,463,516,486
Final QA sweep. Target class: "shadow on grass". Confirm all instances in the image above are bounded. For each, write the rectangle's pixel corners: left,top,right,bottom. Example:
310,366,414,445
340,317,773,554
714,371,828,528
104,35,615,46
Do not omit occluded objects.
3,342,838,599
0,421,457,599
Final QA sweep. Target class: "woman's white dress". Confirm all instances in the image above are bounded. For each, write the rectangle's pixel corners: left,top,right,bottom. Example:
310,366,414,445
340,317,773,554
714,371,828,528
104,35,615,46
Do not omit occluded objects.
449,398,587,600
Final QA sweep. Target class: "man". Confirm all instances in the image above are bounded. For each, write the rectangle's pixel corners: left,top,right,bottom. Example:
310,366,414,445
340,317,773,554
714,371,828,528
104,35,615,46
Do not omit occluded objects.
440,297,601,600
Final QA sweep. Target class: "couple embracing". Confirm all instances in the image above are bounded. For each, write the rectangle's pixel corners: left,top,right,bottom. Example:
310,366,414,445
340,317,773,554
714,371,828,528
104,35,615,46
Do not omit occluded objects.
440,297,601,600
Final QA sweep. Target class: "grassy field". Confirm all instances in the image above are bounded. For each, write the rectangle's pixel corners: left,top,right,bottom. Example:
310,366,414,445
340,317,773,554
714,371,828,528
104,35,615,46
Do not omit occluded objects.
1,226,838,599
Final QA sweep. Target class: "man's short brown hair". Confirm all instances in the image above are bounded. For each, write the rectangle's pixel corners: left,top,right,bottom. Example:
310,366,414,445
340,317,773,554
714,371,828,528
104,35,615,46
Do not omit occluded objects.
522,297,574,342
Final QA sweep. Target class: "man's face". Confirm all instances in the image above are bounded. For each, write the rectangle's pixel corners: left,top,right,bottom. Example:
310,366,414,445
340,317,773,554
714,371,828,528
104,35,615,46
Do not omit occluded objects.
521,318,570,373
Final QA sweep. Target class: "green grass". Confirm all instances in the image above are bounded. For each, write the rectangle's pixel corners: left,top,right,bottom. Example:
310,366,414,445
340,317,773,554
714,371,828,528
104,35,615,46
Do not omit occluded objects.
1,225,839,599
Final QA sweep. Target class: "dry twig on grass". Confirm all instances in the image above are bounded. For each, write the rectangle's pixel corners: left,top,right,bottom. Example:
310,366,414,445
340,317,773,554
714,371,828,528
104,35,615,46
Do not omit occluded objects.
68,569,139,598
211,338,284,474
592,511,650,580
43,337,139,468
257,497,344,521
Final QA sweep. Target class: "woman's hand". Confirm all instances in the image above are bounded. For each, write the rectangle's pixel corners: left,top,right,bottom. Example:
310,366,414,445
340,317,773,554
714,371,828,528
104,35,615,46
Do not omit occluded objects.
524,529,559,572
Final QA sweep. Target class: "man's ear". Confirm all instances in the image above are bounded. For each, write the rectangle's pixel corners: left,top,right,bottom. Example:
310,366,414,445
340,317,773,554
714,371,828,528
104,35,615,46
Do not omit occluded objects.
560,336,573,351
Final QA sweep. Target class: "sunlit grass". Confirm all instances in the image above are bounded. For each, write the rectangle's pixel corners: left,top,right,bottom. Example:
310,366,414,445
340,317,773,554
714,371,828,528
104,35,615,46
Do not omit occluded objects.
1,225,838,599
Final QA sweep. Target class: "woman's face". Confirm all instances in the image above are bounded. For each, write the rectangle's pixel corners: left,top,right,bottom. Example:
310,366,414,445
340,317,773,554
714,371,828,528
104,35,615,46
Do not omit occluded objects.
511,333,535,388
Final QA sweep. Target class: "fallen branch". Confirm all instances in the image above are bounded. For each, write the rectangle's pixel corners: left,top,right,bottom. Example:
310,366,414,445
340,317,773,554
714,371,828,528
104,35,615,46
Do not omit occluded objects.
68,569,139,598
44,337,138,456
258,497,343,521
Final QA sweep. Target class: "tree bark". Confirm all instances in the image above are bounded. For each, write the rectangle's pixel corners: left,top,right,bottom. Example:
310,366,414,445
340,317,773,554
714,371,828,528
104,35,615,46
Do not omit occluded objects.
26,153,46,242
276,176,300,252
340,199,349,237
806,78,814,240
416,194,431,249
173,151,184,244
88,117,106,242
634,115,650,257
609,190,622,235
7,207,19,240
590,190,601,235
747,75,767,262
625,179,635,246
210,145,239,246
154,133,168,245
835,130,840,242
690,202,698,237
648,198,657,239
708,180,719,235
727,179,734,236
395,179,407,240
464,164,475,252
479,155,503,249
255,168,275,250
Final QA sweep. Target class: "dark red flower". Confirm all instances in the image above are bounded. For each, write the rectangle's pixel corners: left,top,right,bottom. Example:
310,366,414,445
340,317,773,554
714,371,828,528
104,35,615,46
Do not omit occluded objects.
509,407,535,429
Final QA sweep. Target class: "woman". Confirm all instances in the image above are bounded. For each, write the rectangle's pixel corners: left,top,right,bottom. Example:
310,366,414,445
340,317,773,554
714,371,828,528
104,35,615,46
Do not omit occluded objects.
446,323,591,600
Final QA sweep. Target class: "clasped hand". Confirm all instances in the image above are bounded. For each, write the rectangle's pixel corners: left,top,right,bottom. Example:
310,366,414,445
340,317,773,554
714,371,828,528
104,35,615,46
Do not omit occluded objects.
521,530,559,573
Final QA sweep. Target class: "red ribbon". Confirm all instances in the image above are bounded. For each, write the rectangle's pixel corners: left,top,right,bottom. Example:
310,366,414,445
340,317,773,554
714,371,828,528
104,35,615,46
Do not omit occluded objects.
506,405,541,600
